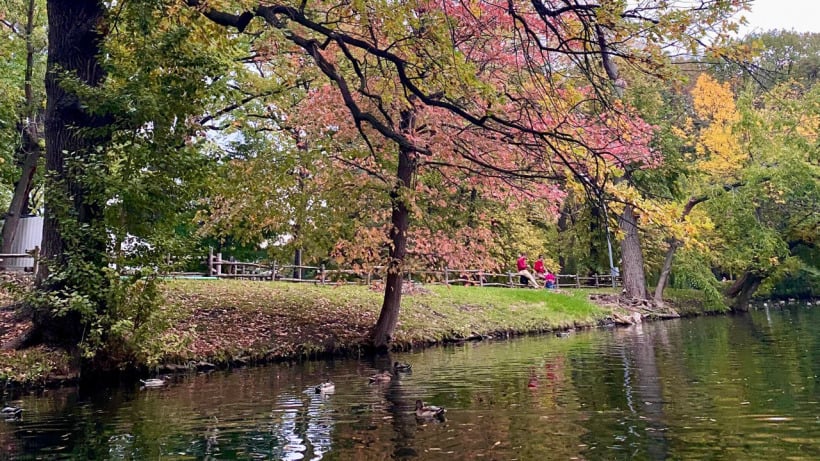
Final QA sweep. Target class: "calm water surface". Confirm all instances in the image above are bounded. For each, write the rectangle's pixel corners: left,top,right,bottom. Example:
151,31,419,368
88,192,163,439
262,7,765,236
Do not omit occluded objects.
2,305,818,460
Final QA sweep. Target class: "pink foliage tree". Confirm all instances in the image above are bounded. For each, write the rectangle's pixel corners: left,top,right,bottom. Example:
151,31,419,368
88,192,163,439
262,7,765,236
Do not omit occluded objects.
188,0,741,346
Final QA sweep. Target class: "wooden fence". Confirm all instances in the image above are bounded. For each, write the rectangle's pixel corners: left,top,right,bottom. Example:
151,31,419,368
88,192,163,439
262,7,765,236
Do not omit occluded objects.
0,247,40,273
0,248,621,289
186,250,621,289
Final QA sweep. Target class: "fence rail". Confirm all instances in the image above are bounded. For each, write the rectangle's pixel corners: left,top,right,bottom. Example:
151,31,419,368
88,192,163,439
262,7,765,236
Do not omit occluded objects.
173,250,620,289
0,247,40,273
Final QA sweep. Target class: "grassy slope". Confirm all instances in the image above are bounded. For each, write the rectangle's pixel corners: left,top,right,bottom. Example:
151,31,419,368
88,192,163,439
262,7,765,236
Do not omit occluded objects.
158,281,610,364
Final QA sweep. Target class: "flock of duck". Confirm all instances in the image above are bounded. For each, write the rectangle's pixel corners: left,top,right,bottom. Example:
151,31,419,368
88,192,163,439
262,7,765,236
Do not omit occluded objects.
3,361,445,422
313,361,447,421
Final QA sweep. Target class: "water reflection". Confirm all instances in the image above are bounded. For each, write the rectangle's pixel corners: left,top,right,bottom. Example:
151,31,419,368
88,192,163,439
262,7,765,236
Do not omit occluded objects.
2,306,819,459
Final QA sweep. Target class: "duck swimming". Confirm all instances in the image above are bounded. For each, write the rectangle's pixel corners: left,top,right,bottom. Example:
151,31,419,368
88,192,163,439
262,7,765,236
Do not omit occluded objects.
1,406,22,419
314,381,335,394
140,378,167,388
415,400,446,420
368,371,393,383
393,361,412,372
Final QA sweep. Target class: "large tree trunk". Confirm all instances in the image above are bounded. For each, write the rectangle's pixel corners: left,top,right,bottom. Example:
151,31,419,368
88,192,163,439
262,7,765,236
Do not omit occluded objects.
653,239,680,304
619,204,648,299
1,0,42,261
370,111,416,350
596,24,648,299
725,271,762,312
35,0,110,345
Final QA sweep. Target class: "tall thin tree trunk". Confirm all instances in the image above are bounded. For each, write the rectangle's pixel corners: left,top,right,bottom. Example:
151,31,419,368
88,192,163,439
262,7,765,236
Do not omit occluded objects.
292,246,302,279
2,137,40,255
653,239,680,304
619,204,648,299
652,195,710,303
292,133,308,280
370,112,416,350
2,0,42,261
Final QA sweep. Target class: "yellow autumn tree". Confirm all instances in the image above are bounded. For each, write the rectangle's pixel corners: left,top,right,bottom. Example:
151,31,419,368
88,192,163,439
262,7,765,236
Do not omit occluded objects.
692,74,745,178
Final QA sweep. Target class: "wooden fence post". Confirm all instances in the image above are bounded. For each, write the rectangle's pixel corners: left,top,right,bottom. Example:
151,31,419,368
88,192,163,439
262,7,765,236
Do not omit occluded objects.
479,270,484,287
594,274,599,287
215,253,222,276
32,246,40,275
208,247,213,276
575,274,581,288
320,264,326,284
444,268,449,285
272,260,277,281
508,272,514,288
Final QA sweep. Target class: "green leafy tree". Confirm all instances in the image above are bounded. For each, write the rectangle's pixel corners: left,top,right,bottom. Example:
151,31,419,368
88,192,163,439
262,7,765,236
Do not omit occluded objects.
717,82,819,309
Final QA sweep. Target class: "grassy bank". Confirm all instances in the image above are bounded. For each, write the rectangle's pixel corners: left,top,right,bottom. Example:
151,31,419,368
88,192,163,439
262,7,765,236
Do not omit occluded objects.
2,279,716,387
157,280,610,364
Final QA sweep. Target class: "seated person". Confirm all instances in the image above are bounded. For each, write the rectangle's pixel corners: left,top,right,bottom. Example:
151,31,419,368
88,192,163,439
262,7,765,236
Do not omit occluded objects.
516,252,540,288
545,270,557,289
534,255,547,279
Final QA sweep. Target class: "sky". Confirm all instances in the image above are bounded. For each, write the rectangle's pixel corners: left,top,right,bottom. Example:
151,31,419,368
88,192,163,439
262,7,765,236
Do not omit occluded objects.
740,0,820,34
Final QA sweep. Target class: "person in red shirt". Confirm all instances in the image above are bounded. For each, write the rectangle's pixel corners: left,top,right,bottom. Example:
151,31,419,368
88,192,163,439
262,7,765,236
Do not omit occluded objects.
545,270,557,289
534,255,547,279
516,252,540,288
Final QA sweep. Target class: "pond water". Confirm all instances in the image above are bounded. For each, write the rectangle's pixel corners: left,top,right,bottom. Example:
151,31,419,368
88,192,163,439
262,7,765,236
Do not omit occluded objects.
2,305,819,460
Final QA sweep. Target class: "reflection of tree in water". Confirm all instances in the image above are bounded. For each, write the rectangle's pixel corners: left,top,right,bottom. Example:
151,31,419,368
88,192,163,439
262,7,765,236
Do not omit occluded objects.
382,370,421,459
248,391,335,460
305,390,335,459
614,323,670,459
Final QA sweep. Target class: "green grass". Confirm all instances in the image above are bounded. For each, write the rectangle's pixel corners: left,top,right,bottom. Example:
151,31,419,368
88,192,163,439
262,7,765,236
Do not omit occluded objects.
396,285,609,342
157,281,612,363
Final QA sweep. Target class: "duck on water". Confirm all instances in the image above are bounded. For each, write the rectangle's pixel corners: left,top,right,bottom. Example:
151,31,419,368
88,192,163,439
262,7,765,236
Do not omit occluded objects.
415,400,446,421
314,381,335,394
140,378,167,388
